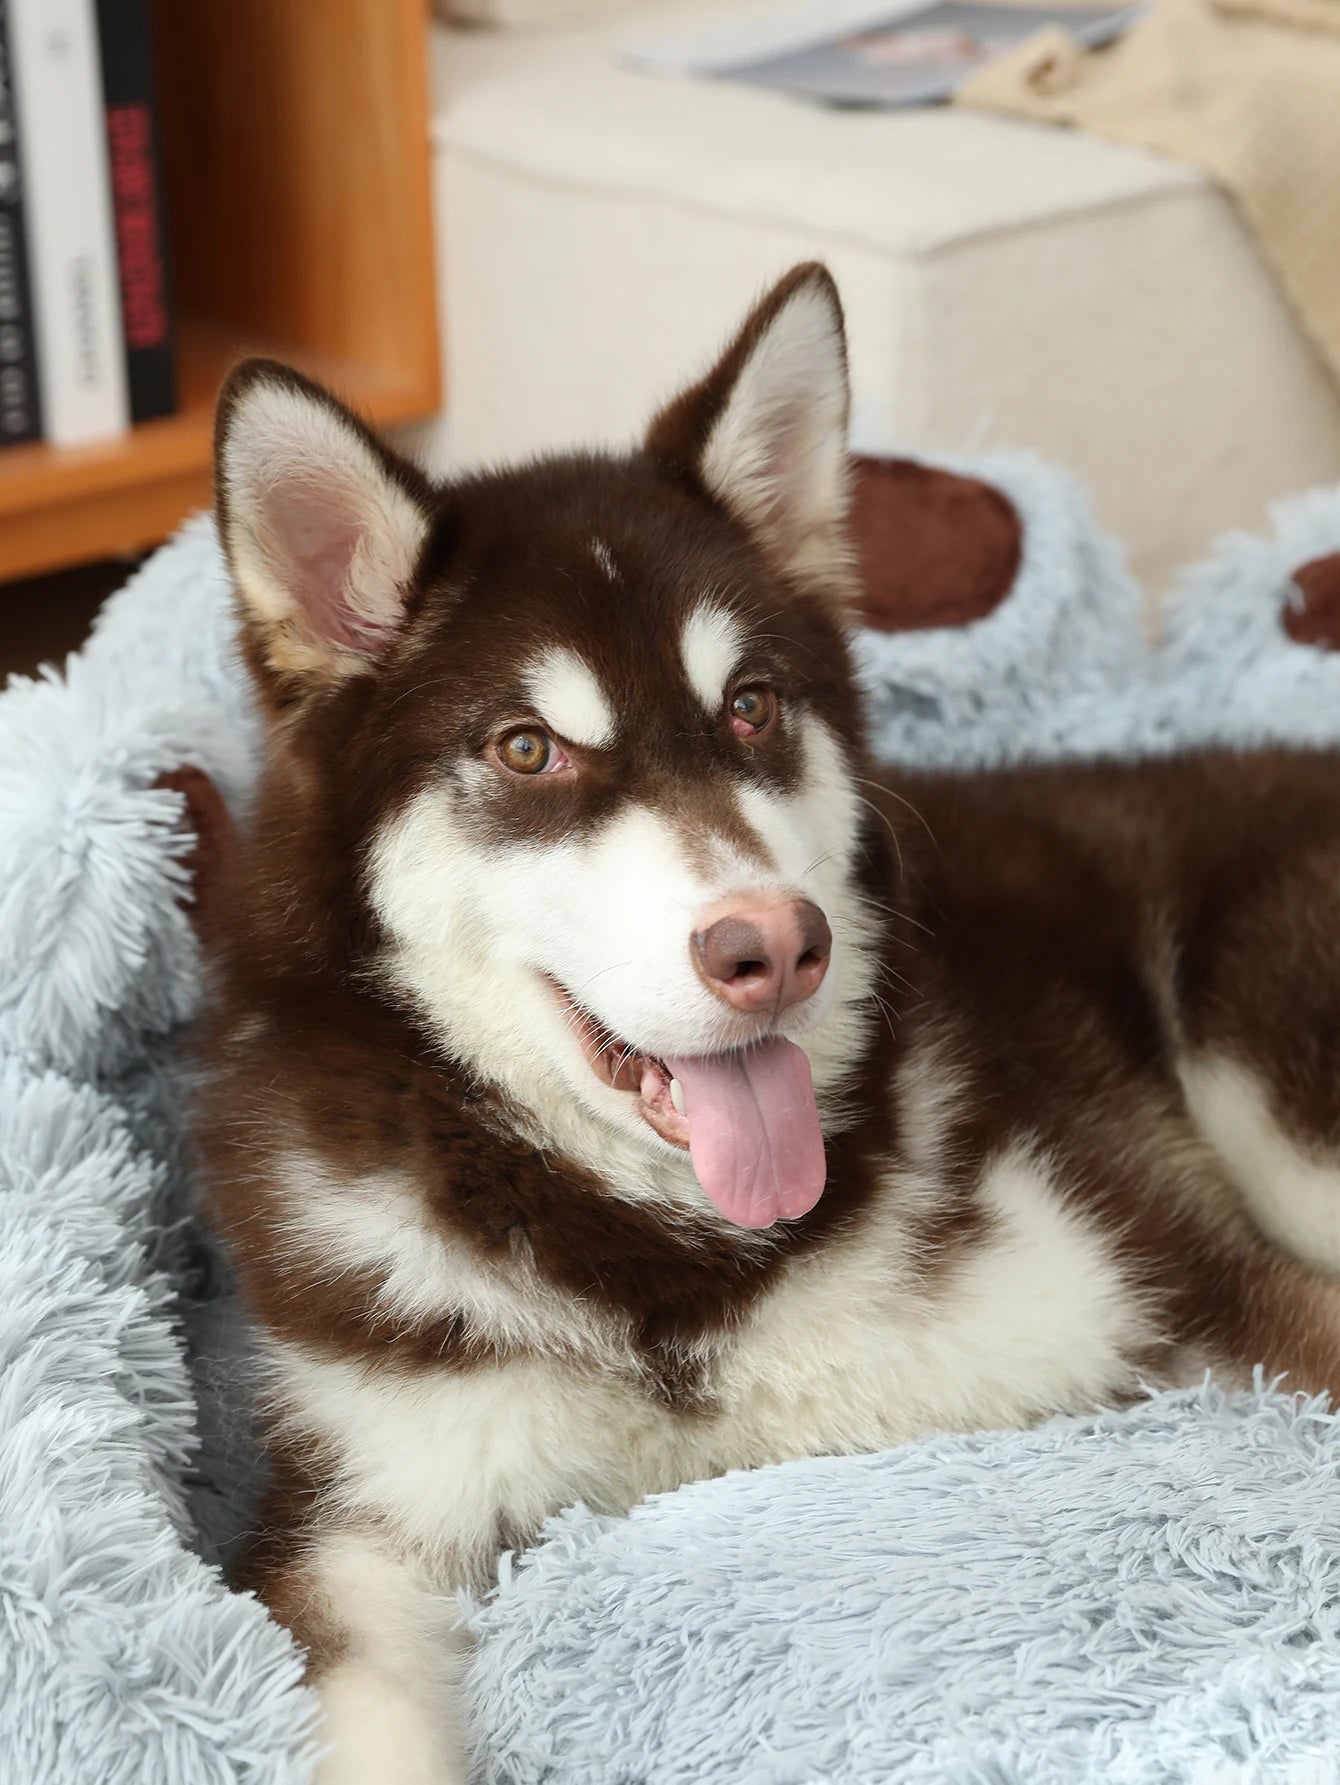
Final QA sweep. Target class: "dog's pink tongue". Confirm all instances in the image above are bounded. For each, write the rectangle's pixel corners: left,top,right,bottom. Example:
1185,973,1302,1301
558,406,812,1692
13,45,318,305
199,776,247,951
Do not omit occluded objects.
662,1038,826,1229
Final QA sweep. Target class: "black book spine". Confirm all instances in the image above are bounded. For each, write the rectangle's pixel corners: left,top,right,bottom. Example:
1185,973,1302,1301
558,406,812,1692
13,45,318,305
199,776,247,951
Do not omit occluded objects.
95,0,175,425
0,0,41,446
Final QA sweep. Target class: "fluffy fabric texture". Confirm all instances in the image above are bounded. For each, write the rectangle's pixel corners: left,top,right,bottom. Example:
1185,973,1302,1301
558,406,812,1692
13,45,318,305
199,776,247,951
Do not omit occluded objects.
0,519,318,1784
853,447,1146,766
854,463,1340,768
466,1379,1340,1784
6,459,1340,1781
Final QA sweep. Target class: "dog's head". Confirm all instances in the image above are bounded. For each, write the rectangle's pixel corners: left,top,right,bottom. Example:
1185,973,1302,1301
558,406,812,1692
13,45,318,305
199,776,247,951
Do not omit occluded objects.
215,265,879,1229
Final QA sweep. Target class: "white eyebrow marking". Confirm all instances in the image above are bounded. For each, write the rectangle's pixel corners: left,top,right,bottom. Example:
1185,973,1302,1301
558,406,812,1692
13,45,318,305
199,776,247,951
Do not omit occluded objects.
680,604,743,712
525,647,616,748
590,538,618,580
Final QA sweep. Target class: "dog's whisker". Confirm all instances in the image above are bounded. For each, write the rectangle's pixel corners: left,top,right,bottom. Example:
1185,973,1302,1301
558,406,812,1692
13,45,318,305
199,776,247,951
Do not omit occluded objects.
569,962,633,1000
857,776,941,859
854,792,905,880
867,988,900,1047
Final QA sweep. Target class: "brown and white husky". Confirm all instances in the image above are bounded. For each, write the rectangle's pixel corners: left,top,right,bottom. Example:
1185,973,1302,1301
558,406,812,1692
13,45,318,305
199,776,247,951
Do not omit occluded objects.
202,263,1340,1783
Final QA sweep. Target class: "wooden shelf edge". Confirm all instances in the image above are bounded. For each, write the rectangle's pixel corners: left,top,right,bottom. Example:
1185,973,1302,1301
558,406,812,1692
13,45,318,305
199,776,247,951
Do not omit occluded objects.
0,361,437,584
0,465,215,586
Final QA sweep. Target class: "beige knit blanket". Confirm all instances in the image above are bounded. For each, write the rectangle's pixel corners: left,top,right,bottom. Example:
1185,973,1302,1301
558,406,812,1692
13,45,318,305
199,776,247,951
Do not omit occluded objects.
957,0,1340,387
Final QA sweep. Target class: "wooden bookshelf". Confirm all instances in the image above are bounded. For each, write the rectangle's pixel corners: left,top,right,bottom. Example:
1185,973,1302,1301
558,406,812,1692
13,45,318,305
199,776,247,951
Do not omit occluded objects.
0,0,440,585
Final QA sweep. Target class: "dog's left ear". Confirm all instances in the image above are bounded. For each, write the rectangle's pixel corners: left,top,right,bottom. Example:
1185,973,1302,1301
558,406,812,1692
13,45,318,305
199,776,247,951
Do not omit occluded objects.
646,263,853,600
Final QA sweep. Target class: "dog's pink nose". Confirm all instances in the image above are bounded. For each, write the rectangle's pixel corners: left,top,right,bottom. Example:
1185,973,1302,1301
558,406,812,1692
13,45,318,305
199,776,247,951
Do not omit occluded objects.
692,898,832,1016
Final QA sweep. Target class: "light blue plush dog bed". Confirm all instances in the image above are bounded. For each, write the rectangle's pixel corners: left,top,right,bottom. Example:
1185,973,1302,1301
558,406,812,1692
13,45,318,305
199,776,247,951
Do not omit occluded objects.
6,456,1340,1784
469,1380,1340,1785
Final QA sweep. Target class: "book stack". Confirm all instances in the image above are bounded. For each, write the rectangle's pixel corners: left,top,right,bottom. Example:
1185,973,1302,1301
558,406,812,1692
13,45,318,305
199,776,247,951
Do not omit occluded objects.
0,0,174,450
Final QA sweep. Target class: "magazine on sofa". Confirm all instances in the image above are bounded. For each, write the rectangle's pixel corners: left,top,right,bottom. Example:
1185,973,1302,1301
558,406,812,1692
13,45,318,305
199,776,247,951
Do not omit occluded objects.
626,0,1139,107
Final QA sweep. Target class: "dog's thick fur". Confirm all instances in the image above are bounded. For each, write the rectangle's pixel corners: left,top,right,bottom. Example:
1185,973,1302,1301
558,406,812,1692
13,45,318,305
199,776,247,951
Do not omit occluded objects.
202,265,1340,1783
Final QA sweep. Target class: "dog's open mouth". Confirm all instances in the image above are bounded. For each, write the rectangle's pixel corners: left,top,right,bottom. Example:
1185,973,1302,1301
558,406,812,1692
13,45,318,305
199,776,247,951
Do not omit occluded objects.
548,979,827,1230
551,979,689,1146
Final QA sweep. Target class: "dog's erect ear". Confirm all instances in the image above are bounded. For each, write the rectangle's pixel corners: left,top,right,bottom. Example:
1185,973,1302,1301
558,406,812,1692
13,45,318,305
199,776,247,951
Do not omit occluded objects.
214,360,433,688
646,263,853,597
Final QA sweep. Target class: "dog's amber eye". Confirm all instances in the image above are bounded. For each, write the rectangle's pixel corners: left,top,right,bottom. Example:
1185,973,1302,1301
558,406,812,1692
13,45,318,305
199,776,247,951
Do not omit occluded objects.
498,728,553,774
729,687,775,737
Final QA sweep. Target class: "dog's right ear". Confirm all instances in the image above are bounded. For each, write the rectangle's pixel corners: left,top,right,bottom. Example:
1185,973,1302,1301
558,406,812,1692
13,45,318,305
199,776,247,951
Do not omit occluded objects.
214,360,434,694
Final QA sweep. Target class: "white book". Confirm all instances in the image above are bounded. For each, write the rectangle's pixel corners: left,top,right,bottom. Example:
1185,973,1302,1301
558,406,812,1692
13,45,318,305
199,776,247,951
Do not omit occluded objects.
10,0,127,445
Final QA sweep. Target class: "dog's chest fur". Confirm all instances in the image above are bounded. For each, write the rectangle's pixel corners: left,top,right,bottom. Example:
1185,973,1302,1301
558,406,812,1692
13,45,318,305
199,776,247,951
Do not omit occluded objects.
226,985,1160,1582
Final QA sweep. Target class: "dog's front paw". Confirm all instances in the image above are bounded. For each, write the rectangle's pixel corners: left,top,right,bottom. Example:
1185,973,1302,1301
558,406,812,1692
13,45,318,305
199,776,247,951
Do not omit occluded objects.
314,1660,467,1785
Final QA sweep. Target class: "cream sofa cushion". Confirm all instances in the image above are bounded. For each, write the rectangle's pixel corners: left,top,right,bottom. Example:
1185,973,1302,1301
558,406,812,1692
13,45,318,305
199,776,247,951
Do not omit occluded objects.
429,6,1340,589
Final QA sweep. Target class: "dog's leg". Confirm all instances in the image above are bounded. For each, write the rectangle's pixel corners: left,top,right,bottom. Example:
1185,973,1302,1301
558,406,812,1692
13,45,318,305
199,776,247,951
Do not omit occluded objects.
1206,1231,1340,1396
265,1528,472,1785
1179,1054,1340,1276
1173,838,1340,1277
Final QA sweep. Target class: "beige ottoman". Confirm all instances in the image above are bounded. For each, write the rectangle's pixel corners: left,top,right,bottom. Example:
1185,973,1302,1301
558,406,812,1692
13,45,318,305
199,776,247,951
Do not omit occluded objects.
427,4,1340,590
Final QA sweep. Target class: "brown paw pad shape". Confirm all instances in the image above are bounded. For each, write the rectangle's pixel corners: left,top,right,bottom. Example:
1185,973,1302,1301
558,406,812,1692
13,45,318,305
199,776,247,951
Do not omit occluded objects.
851,457,1023,634
1284,553,1340,650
